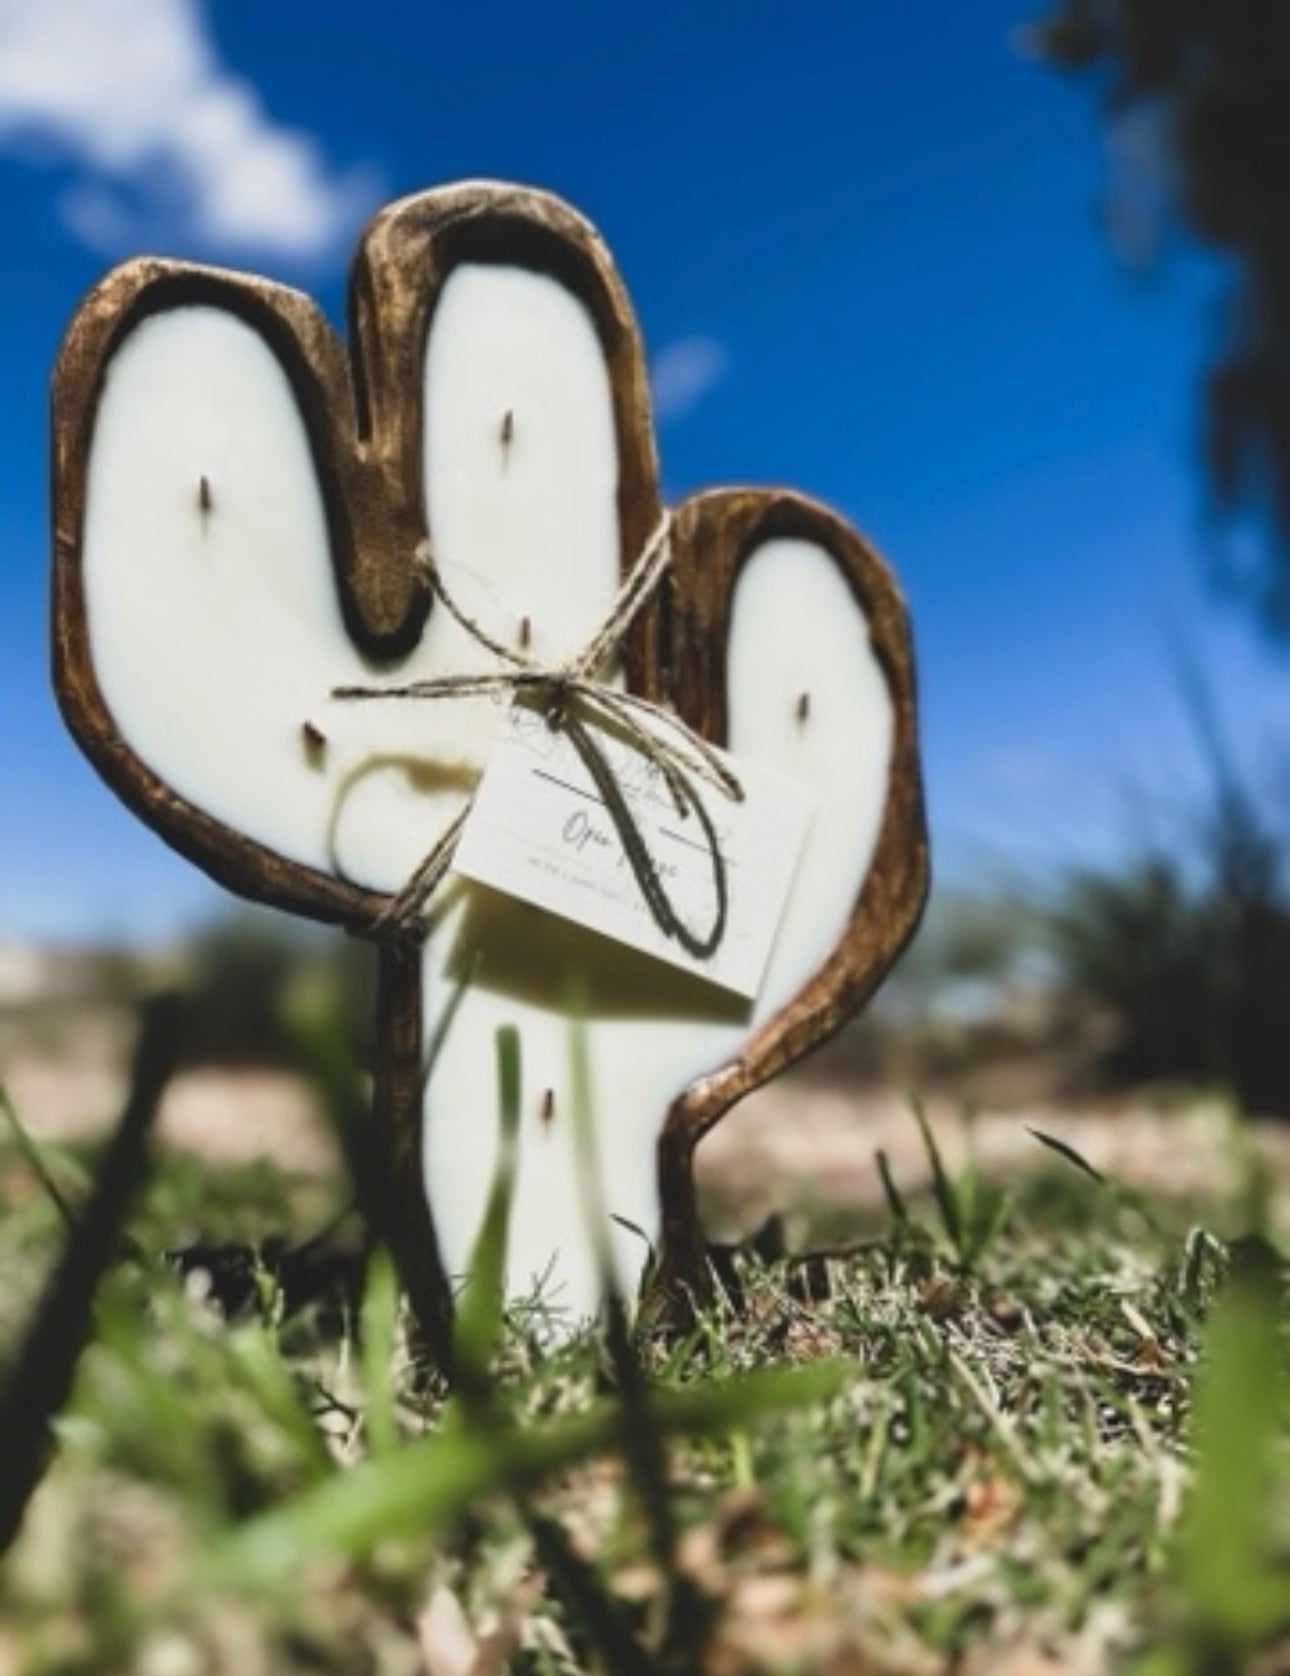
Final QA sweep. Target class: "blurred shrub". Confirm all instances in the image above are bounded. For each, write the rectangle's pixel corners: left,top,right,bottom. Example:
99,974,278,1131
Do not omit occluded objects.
178,908,375,1072
876,886,1044,1023
804,885,1057,1093
1050,755,1290,1115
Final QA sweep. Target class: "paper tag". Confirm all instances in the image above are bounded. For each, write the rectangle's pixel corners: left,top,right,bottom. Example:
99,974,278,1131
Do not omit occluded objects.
452,703,815,998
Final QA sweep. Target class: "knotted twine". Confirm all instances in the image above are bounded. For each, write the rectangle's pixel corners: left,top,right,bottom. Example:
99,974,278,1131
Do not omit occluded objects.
332,513,744,954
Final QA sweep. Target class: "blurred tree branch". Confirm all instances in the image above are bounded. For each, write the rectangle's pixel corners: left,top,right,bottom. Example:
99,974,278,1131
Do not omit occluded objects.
1032,0,1290,631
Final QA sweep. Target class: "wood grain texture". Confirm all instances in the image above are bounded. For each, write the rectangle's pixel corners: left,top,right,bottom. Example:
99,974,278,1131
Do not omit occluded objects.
652,489,929,1313
51,180,927,1352
51,182,660,930
51,258,391,929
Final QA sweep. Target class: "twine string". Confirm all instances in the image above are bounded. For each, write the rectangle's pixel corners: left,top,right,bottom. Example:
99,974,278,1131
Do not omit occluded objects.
332,513,743,946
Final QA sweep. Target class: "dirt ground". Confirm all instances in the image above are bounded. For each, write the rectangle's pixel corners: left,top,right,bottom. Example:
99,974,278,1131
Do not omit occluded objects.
5,986,1288,1250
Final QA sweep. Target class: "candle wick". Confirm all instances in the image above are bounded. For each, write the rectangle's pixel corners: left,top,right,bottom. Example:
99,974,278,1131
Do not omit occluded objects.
796,691,811,723
301,720,327,765
540,1088,555,1127
198,475,213,519
519,614,532,650
499,409,514,467
333,511,744,956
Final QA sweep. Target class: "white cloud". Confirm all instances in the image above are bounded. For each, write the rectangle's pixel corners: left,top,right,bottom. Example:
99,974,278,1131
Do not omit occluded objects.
0,0,378,264
650,335,729,425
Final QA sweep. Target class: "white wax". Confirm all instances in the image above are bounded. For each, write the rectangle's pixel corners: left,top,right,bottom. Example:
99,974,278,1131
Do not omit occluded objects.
81,266,617,895
80,260,894,1326
421,537,892,1320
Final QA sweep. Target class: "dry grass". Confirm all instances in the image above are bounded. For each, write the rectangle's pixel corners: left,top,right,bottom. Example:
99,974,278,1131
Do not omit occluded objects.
0,1057,1286,1676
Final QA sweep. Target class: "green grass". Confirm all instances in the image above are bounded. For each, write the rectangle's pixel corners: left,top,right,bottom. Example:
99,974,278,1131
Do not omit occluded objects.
0,1072,1286,1675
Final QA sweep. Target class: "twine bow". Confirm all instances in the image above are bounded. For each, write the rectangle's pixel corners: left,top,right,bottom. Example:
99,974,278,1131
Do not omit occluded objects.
332,513,744,950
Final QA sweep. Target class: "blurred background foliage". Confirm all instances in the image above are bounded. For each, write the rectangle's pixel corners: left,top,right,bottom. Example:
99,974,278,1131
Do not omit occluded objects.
1047,764,1290,1112
136,693,1290,1120
1028,0,1290,1114
1033,0,1290,632
174,913,375,1075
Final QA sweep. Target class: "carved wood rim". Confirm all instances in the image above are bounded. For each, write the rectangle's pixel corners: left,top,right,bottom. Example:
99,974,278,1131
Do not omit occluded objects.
652,487,929,1313
52,182,662,932
51,180,927,1351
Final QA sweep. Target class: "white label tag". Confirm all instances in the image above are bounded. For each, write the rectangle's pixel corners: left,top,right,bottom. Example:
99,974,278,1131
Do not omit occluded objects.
452,702,815,999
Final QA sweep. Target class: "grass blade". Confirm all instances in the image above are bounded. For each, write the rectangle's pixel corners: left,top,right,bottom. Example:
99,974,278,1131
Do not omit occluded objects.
361,1247,400,1458
207,1360,846,1590
0,993,180,1552
224,1326,336,1485
290,958,453,1364
528,1513,664,1676
1180,1260,1289,1644
452,1026,522,1397
1025,1125,1107,1185
875,1147,909,1226
0,1082,82,1235
909,1096,962,1258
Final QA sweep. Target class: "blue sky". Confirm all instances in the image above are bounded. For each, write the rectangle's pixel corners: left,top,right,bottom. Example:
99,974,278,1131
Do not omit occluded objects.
1,0,1284,942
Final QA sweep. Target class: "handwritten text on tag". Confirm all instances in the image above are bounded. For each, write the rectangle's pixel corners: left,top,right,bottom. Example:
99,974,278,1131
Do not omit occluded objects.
452,703,815,998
